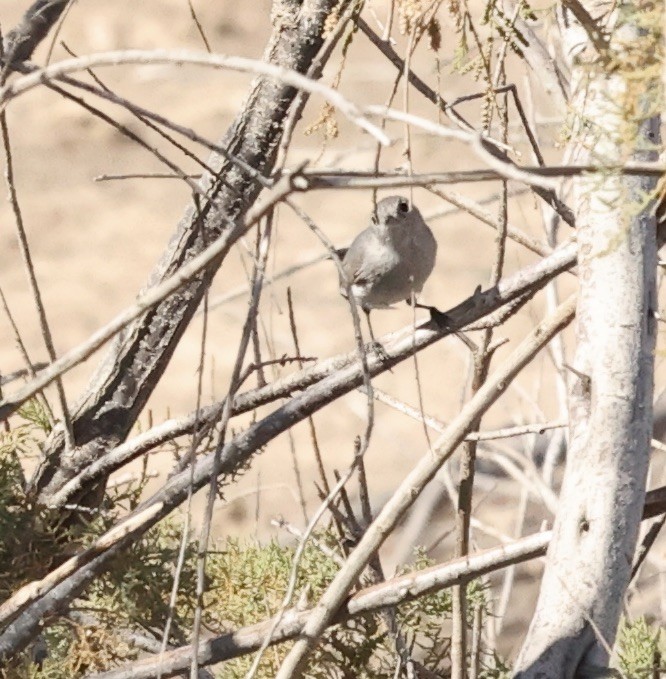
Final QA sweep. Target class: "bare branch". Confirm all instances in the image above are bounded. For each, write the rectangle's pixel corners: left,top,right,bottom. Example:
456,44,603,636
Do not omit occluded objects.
427,186,552,258
82,485,666,679
0,174,294,424
275,295,577,678
45,241,577,508
0,241,576,656
0,49,389,144
26,0,358,507
89,532,552,679
503,0,569,101
301,164,665,187
0,80,74,448
2,0,70,66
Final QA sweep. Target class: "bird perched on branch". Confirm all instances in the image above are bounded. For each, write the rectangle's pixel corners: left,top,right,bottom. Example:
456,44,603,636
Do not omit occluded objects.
338,195,437,352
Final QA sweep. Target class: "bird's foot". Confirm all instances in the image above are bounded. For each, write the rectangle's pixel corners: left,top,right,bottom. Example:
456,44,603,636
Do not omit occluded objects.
413,302,449,328
428,307,450,328
367,340,391,362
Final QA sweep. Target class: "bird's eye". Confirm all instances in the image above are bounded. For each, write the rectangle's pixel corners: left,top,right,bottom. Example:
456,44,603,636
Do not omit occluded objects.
371,213,378,225
398,200,409,213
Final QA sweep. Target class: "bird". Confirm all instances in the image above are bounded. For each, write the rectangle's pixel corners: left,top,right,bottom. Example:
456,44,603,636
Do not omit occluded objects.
338,195,437,351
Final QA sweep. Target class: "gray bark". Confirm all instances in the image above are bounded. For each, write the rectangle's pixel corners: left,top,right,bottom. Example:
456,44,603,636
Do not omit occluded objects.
3,0,70,65
29,0,347,505
514,2,660,675
0,241,574,660
60,486,666,679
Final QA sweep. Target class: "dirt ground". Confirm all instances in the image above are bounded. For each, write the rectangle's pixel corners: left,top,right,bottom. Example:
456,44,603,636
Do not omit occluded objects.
0,0,664,664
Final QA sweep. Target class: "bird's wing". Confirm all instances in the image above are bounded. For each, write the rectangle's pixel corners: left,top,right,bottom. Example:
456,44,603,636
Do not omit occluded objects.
340,229,388,292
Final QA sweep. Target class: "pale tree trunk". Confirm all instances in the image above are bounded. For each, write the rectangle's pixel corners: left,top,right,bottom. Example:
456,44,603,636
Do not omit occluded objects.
514,2,661,676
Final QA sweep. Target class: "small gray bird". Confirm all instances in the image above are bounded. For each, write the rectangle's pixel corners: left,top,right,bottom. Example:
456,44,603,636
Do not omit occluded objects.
339,195,437,347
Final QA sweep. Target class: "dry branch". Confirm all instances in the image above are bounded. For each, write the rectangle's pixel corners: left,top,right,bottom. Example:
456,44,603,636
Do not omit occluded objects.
0,174,295,424
45,238,577,508
515,0,661,672
19,0,354,507
88,533,552,679
503,0,569,101
0,49,389,144
0,240,575,659
274,295,577,678
85,488,666,679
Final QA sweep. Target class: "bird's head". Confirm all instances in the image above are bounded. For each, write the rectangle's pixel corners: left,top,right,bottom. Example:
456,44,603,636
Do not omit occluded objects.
371,195,422,234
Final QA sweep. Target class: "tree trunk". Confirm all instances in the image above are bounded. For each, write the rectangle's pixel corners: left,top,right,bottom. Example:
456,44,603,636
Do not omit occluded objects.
29,0,347,505
515,2,661,676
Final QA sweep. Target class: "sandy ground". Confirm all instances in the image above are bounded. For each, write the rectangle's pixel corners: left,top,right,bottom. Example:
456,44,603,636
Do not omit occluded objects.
0,0,664,662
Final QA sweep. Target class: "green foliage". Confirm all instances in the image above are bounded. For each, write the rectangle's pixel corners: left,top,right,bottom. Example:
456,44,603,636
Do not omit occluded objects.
0,420,66,602
616,617,665,678
0,410,501,678
17,399,52,435
3,500,503,678
203,539,498,679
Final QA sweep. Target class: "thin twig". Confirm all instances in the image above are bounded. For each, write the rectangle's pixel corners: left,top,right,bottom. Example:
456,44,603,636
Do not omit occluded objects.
302,163,665,188
87,530,555,679
245,460,360,677
47,246,574,508
0,49,390,145
522,74,569,487
495,484,529,637
89,480,666,678
469,602,483,679
286,288,313,524
0,286,54,425
158,226,211,679
59,41,217,182
452,84,510,679
191,215,272,677
0,172,297,421
274,296,577,678
0,77,73,448
45,79,206,197
285,198,377,520
186,0,212,52
0,243,577,655
427,186,552,257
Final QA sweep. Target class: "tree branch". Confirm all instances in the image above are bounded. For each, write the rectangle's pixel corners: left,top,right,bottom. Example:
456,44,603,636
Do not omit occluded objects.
515,0,661,672
20,0,354,504
41,239,577,508
274,295,577,678
78,484,666,679
2,0,70,66
0,241,576,658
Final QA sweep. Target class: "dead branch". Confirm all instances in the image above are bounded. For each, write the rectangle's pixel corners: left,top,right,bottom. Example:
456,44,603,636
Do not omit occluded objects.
45,239,577,508
0,173,294,425
21,0,355,510
0,241,576,658
0,49,388,144
275,295,577,678
85,486,666,679
2,0,70,66
88,533,551,679
300,164,665,187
